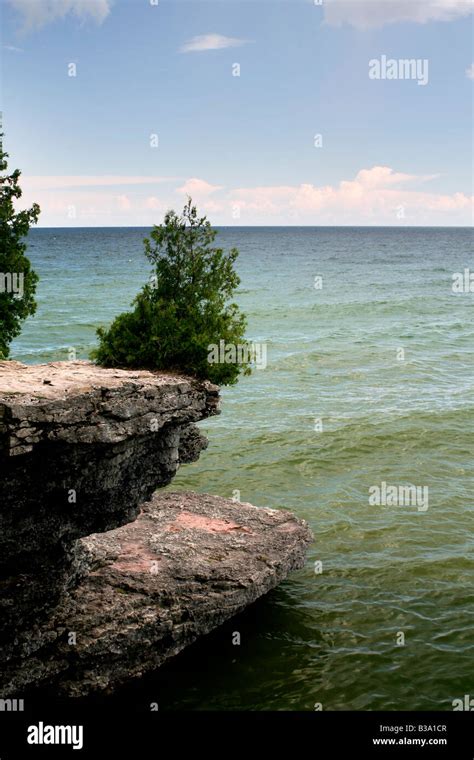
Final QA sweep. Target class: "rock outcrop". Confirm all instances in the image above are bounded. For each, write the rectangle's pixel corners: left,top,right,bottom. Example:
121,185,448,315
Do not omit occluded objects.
0,361,218,647
0,361,312,697
2,492,312,696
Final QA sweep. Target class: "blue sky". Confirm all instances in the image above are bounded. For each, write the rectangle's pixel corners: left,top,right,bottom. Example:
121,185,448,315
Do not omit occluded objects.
1,0,473,225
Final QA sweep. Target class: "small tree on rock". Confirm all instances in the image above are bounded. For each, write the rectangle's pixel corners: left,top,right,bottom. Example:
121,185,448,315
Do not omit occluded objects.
93,199,250,385
0,132,40,359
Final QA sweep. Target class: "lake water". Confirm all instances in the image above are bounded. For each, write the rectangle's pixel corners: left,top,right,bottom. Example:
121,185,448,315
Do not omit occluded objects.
12,226,473,711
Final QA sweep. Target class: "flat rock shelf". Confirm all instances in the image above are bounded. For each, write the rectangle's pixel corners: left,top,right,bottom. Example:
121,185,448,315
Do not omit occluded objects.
0,361,312,697
4,492,312,697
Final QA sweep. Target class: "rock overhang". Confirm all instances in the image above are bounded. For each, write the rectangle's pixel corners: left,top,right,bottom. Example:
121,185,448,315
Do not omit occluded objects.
0,360,313,698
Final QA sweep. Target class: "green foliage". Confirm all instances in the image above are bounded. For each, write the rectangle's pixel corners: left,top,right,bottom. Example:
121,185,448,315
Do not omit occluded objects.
93,199,250,385
0,133,40,359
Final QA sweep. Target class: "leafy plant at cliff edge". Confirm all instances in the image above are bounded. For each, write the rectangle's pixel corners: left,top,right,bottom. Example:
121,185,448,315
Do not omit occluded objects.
92,199,250,385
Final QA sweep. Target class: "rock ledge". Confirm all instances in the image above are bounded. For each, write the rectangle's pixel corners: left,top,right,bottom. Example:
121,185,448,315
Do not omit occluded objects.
2,492,312,697
0,361,312,698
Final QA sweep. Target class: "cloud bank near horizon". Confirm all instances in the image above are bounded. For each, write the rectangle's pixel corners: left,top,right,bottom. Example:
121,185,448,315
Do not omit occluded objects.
19,166,473,227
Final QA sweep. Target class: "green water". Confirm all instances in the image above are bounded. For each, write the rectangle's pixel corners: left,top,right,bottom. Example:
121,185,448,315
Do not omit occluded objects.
13,226,473,710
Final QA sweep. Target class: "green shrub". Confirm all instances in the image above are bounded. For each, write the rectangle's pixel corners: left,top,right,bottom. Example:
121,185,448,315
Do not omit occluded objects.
0,132,40,359
92,199,250,385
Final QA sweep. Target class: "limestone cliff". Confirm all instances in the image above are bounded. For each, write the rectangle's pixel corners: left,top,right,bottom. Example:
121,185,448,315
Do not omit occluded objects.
0,361,312,697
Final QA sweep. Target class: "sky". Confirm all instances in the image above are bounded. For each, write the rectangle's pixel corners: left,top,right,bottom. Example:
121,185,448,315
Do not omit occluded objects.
1,0,473,226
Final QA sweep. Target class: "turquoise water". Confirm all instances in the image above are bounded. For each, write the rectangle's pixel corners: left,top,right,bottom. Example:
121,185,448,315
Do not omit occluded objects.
12,227,473,710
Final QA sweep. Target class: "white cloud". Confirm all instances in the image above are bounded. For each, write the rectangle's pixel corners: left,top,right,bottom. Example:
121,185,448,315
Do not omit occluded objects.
466,63,474,79
352,166,438,187
146,197,167,211
116,194,131,211
8,0,113,30
22,176,173,190
324,0,473,29
3,44,24,52
180,34,249,53
177,178,223,196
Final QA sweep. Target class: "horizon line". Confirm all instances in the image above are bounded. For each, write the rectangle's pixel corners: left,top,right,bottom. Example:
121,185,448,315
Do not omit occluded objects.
31,224,474,230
